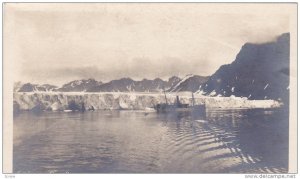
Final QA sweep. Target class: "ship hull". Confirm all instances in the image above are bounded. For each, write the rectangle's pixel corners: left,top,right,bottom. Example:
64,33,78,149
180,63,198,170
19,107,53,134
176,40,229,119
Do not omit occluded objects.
155,104,205,113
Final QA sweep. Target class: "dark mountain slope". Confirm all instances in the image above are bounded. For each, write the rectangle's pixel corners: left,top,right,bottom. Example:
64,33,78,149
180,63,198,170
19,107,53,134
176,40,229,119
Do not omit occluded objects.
200,33,290,104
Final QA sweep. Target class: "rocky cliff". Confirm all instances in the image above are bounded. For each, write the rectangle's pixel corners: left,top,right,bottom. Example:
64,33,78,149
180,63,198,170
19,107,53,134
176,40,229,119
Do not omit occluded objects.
200,33,290,104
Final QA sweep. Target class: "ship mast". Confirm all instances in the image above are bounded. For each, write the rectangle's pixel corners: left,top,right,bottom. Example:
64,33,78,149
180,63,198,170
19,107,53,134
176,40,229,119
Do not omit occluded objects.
192,92,195,107
163,87,168,104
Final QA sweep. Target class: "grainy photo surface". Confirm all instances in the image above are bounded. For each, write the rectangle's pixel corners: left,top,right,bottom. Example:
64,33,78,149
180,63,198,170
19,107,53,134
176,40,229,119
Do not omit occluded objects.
3,3,297,174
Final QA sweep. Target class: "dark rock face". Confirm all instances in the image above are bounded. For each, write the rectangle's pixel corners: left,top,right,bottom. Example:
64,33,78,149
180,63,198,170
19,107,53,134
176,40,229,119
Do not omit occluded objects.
201,33,290,104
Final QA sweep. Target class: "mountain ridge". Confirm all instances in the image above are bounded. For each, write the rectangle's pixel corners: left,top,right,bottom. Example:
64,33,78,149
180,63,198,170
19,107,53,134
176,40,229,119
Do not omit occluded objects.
16,75,208,93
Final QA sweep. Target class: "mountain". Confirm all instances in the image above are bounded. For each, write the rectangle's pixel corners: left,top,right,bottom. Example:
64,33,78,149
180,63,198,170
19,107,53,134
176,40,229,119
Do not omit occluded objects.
166,76,181,87
57,78,102,92
168,74,209,92
87,77,179,92
18,83,58,92
87,78,135,92
15,75,211,93
200,33,290,104
131,78,166,92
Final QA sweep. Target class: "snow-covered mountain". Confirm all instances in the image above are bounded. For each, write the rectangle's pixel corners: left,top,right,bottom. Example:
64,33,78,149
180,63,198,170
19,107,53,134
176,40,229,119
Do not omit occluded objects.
168,74,209,92
87,77,181,92
87,78,135,92
166,76,181,88
17,83,58,92
199,33,290,104
16,75,209,93
58,78,102,92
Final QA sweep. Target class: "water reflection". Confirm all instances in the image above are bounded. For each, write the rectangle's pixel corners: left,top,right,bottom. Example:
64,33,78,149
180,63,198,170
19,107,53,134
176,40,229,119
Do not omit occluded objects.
13,108,288,173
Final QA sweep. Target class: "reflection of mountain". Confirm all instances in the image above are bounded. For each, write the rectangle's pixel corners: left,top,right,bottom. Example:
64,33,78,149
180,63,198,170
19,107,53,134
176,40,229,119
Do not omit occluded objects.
200,33,290,104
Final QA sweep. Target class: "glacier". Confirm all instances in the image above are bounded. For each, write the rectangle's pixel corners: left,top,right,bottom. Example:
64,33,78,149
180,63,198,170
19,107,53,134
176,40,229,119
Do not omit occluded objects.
13,92,283,112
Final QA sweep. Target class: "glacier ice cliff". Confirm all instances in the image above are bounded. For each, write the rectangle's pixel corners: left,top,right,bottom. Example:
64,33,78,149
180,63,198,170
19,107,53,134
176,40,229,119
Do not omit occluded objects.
13,92,282,112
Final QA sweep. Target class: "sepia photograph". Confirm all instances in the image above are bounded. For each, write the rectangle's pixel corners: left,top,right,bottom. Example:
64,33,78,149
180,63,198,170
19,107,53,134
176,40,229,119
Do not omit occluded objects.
3,2,298,175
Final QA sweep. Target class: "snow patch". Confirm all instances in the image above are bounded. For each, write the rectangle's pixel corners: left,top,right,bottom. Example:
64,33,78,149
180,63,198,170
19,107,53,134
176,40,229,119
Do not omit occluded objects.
209,90,216,96
170,74,194,92
231,87,235,92
264,84,269,90
196,120,208,123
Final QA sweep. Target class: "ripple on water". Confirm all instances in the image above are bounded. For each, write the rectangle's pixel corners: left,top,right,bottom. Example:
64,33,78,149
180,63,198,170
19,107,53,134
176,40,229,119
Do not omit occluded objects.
13,108,289,173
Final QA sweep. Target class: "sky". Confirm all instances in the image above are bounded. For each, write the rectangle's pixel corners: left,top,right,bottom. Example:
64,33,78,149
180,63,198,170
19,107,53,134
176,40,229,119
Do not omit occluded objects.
4,3,294,86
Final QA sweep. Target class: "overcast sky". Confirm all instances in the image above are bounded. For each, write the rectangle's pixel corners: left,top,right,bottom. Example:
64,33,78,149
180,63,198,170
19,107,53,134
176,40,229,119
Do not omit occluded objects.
5,3,293,86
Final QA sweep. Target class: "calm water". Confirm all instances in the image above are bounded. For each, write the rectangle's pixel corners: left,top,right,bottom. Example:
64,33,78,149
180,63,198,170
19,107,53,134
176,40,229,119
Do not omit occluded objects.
13,108,289,173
